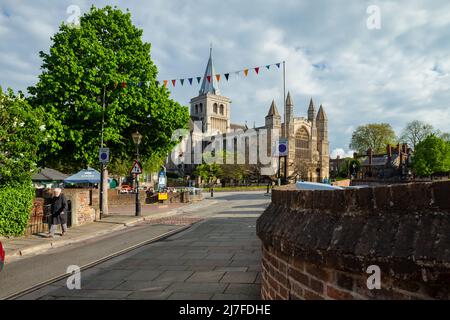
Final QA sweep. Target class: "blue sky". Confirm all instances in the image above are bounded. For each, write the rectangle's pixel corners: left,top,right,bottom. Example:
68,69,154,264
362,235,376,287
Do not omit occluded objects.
1,0,450,157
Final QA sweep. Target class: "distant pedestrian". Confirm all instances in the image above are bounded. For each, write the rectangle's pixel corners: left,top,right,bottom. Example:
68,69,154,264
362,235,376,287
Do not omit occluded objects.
47,188,68,238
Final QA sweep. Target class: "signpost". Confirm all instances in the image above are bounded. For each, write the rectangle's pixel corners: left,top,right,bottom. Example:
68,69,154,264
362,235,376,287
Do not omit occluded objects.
98,147,110,219
99,148,110,164
130,160,142,216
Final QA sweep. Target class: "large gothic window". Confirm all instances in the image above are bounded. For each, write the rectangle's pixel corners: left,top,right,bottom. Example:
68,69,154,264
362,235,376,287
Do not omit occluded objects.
295,127,309,159
219,104,224,115
213,103,218,113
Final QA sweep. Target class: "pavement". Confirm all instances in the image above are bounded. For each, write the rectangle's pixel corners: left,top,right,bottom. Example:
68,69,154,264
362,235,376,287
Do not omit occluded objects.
1,200,214,262
21,217,263,300
1,191,270,300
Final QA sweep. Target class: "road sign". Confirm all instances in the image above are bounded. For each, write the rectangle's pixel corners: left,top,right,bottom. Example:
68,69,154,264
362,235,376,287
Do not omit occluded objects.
274,139,288,157
158,169,166,189
99,148,110,164
130,160,143,174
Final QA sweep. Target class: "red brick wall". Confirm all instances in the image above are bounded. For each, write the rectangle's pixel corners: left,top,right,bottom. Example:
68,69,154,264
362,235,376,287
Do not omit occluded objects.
257,180,450,300
261,244,435,300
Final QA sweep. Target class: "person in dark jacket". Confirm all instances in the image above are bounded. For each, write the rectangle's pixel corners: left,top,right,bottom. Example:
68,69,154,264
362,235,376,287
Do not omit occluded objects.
47,188,68,238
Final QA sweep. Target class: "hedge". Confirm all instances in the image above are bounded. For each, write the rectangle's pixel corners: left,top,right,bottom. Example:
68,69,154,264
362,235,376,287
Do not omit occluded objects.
0,180,34,236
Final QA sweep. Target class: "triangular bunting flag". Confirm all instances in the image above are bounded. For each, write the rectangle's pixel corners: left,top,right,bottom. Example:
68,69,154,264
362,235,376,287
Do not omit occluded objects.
156,81,160,87
266,65,270,70
224,73,230,81
254,67,259,74
197,77,201,84
172,79,176,87
138,82,142,87
188,78,193,85
114,82,118,89
122,82,127,88
163,80,168,88
216,74,221,82
180,79,184,86
207,75,211,83
276,63,281,68
244,69,249,76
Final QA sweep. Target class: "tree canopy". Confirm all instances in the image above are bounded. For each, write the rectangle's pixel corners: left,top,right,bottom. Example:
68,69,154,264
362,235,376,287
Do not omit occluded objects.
0,87,46,185
28,6,189,172
400,120,434,150
412,135,450,177
350,123,397,154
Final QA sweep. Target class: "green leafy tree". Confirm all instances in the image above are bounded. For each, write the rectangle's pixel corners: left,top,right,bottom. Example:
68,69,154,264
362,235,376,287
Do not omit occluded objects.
0,88,45,236
350,123,397,154
337,158,361,179
194,163,222,186
0,87,46,184
28,6,189,172
412,135,450,177
400,120,434,150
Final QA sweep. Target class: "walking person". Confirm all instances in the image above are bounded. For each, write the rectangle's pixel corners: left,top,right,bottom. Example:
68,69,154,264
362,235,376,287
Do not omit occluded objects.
47,188,68,238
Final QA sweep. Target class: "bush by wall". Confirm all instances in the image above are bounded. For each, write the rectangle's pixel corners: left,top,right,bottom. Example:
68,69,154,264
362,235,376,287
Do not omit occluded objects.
0,180,34,236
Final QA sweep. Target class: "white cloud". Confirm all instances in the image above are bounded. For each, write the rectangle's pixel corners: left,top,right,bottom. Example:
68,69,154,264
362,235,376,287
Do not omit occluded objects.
1,0,450,152
330,148,355,159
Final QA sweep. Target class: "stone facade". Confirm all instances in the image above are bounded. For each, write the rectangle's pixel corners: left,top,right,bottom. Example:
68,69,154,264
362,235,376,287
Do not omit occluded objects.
257,181,450,299
181,49,330,182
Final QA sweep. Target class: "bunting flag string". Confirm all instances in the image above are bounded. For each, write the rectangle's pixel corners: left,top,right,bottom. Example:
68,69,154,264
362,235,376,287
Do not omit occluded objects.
109,61,283,91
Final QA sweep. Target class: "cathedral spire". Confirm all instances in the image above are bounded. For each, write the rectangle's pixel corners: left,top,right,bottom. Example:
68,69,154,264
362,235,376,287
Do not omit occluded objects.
317,104,327,121
199,46,220,95
267,100,280,117
308,98,316,123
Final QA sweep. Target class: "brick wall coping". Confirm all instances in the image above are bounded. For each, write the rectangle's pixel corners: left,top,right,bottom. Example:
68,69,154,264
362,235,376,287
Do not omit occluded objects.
256,181,450,284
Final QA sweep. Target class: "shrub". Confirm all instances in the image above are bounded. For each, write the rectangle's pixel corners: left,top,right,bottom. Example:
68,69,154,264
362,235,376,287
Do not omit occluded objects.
0,180,34,236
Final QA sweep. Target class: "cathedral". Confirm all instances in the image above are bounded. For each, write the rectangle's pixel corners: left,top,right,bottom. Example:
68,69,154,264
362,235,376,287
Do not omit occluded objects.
177,49,329,182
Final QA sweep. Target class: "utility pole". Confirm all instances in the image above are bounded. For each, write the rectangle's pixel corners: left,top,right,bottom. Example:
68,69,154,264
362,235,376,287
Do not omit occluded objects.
99,86,108,219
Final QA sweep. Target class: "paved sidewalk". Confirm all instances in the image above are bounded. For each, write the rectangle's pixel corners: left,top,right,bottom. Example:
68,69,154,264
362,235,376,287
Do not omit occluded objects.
26,217,262,300
1,200,212,261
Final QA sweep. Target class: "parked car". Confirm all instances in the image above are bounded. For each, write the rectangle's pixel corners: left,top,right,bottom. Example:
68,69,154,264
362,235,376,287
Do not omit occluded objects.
119,184,132,194
0,241,4,272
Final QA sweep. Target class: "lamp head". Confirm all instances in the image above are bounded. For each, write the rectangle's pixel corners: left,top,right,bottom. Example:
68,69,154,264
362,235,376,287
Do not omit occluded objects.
131,131,142,146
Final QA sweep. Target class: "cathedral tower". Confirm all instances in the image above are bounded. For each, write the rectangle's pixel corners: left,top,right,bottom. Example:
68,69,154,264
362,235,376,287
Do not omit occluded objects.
190,48,231,134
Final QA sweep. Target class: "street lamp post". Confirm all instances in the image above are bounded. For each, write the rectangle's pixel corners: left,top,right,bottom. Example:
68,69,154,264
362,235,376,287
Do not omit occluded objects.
132,131,143,217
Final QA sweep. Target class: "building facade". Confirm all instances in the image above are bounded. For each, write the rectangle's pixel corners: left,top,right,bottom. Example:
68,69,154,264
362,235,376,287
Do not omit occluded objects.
172,49,330,182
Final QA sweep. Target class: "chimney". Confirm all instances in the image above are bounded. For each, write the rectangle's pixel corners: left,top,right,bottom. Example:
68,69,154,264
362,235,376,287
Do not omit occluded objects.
368,148,373,166
387,144,392,160
402,143,408,154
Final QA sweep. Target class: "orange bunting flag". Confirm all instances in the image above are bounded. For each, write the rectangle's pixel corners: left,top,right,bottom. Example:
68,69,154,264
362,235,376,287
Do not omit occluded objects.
172,79,176,87
216,74,221,82
207,75,211,83
122,82,127,88
163,80,168,88
244,69,249,76
254,67,259,74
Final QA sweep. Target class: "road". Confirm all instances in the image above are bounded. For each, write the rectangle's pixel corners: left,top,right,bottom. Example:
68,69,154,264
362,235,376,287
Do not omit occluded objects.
0,191,270,300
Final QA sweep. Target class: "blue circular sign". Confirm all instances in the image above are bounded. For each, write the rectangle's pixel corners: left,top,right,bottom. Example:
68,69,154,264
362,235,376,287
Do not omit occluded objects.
100,153,108,160
279,144,287,153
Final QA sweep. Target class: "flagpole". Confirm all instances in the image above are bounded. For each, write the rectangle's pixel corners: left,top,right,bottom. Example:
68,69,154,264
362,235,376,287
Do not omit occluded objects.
283,61,286,136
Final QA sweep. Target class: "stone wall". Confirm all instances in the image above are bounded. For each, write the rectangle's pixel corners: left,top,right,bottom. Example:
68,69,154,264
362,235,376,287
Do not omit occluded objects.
256,181,450,300
34,189,97,227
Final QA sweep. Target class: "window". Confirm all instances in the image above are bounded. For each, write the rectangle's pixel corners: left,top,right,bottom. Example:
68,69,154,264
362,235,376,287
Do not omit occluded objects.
195,105,198,114
213,103,218,113
219,104,224,115
295,127,309,159
199,103,203,113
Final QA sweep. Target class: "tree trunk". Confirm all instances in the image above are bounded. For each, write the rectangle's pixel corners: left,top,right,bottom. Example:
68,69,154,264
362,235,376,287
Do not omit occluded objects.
102,167,109,216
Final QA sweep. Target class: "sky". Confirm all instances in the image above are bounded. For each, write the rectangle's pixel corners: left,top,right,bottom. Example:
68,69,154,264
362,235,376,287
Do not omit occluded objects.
1,0,450,158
